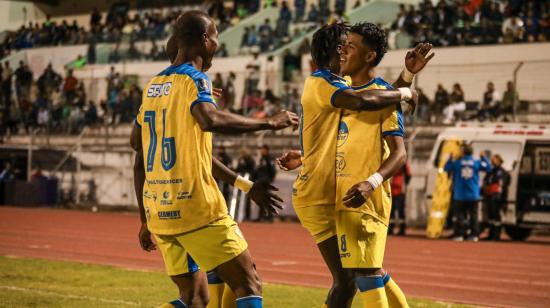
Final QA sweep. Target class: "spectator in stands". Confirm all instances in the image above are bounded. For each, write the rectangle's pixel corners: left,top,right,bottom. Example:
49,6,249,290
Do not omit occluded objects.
319,0,330,22
36,105,50,133
216,42,228,57
282,49,300,82
254,145,277,221
63,69,78,103
445,144,491,242
1,62,13,110
245,52,261,94
243,89,264,115
483,154,508,241
308,4,320,23
478,81,501,121
14,61,33,102
501,81,518,121
295,0,306,22
37,64,62,96
225,72,236,111
434,84,450,123
298,37,311,55
90,7,102,27
389,161,411,236
335,0,346,13
502,16,525,43
416,87,431,124
443,83,466,124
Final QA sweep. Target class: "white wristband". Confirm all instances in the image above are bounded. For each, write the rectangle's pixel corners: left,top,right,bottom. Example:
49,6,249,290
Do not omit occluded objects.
366,173,384,190
234,175,254,193
401,68,415,83
398,87,412,101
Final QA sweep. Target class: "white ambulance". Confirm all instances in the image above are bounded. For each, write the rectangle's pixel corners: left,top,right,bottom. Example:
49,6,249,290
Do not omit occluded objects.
425,123,550,241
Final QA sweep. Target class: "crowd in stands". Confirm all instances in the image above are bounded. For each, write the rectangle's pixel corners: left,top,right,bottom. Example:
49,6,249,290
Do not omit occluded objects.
416,80,519,125
392,0,550,48
0,0,261,60
0,63,147,141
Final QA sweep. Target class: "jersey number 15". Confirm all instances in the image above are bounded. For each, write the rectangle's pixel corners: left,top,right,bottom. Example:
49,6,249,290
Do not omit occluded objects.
144,109,176,172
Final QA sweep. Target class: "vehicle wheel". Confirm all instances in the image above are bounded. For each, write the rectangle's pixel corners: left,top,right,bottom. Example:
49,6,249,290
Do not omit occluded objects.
504,226,532,241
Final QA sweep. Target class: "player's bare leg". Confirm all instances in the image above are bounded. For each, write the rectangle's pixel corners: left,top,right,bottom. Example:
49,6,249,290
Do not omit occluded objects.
318,236,357,308
214,249,262,306
163,271,209,308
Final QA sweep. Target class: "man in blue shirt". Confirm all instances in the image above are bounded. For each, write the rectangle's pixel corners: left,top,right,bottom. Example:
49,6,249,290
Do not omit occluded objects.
444,143,491,241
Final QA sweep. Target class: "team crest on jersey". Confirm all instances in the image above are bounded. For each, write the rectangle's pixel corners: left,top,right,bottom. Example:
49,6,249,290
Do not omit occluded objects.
147,82,172,97
145,207,151,221
337,121,349,147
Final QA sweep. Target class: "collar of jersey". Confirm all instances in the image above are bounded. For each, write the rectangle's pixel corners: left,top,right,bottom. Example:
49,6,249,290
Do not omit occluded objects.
157,62,194,76
351,77,383,90
311,69,346,82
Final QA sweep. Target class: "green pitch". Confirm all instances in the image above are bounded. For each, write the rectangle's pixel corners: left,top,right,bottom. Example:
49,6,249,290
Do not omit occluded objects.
0,256,472,307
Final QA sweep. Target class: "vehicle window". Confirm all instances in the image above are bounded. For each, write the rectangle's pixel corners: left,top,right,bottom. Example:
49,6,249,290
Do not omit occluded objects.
471,142,522,171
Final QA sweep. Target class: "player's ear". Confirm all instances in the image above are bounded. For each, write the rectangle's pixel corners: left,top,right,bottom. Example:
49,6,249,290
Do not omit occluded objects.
365,51,377,65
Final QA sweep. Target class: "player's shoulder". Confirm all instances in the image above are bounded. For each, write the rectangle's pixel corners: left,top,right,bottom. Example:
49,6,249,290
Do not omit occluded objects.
309,69,349,88
372,77,394,90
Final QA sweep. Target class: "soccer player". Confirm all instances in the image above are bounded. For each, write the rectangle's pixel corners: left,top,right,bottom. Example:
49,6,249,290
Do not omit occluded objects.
277,23,433,308
130,11,298,308
336,22,426,308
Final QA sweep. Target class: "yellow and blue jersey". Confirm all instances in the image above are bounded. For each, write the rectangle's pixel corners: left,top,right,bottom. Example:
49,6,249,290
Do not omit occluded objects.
335,77,405,225
292,69,352,207
135,63,226,235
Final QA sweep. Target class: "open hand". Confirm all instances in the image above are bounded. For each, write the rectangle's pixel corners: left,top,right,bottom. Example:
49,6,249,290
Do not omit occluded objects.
342,181,374,208
248,182,284,216
276,150,302,171
405,43,435,74
138,223,156,252
267,110,300,130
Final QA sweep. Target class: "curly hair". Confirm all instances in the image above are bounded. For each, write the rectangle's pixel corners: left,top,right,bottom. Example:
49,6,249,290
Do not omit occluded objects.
311,22,349,69
349,22,388,66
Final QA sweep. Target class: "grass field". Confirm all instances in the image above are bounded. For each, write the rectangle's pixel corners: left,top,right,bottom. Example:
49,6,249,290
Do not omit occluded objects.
0,256,472,308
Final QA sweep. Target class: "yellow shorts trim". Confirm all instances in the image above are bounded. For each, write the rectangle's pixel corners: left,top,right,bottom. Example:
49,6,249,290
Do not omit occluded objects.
336,211,388,269
154,215,248,274
294,204,337,244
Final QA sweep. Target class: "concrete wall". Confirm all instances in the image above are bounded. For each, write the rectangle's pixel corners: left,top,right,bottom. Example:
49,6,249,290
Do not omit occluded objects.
0,0,45,31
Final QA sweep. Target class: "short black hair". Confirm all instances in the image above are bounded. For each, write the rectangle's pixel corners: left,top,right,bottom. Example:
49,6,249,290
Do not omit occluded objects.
311,22,349,69
349,22,388,66
174,10,211,47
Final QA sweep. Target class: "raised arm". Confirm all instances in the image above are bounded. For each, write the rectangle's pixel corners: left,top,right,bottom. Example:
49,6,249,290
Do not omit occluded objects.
191,102,299,134
392,43,435,88
212,156,284,216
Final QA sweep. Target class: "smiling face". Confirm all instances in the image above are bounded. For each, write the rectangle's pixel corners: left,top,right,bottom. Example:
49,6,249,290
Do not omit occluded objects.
340,32,374,76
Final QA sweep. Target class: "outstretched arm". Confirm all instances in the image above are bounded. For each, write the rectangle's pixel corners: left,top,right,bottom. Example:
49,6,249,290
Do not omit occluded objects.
332,88,416,112
192,103,299,134
393,42,435,88
343,135,407,208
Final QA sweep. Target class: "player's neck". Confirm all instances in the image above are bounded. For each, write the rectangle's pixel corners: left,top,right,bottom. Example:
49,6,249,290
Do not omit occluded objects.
350,67,376,87
172,50,204,72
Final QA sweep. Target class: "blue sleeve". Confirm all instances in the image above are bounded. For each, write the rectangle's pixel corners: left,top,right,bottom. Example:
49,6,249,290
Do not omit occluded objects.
190,72,216,112
444,158,454,173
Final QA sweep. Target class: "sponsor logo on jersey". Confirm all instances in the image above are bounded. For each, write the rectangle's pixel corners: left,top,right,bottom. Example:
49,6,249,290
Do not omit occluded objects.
198,79,211,93
145,207,151,221
158,210,181,220
160,191,172,206
147,82,172,98
337,121,349,147
144,190,157,201
147,178,183,185
336,153,346,172
177,191,192,200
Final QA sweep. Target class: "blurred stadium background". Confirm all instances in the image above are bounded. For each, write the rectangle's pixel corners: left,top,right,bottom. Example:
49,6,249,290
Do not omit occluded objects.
1,0,550,307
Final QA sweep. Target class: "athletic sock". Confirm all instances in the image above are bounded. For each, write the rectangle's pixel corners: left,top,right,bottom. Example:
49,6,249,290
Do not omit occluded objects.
383,273,409,308
222,283,237,308
159,298,187,308
356,275,389,308
235,295,262,308
207,272,225,308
